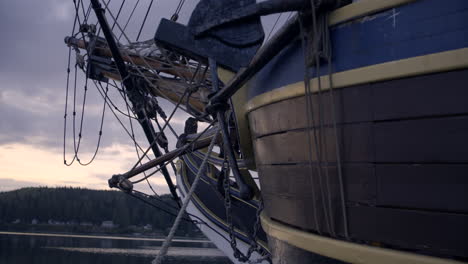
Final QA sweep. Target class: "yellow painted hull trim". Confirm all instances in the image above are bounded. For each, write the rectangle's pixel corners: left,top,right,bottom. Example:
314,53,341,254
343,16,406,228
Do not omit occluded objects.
246,48,468,113
261,213,466,264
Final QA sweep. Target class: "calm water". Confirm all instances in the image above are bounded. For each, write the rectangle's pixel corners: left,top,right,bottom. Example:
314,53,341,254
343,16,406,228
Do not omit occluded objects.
0,232,232,264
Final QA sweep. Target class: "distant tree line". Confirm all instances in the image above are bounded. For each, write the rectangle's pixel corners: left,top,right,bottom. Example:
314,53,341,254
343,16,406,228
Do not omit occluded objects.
0,187,199,236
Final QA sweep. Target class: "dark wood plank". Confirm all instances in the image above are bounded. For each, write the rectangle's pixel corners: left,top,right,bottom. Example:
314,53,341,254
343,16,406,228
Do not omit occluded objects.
374,116,468,162
376,164,468,213
263,184,468,257
260,164,374,237
373,69,468,121
259,163,468,214
258,164,376,205
348,205,468,258
263,193,340,236
253,115,468,164
249,69,468,137
248,83,373,137
252,125,374,164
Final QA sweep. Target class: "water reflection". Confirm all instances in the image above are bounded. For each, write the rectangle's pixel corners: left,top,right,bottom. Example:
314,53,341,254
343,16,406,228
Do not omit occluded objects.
0,232,231,264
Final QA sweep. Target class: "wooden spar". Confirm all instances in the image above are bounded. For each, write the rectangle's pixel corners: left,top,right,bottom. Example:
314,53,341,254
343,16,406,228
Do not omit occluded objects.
65,36,201,80
90,0,186,204
101,71,207,113
122,131,218,179
64,36,208,112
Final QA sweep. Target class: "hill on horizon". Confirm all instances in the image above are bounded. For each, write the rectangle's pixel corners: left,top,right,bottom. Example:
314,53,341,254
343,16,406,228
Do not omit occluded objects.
0,186,199,236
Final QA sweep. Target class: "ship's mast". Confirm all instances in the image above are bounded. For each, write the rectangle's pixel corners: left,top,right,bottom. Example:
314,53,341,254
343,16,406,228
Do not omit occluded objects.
89,0,180,205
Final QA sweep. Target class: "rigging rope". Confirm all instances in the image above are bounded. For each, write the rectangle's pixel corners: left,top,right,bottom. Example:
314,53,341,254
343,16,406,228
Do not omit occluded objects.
64,0,102,166
101,0,197,117
130,122,215,185
98,81,138,119
322,11,350,239
120,79,157,196
89,0,198,176
111,0,126,30
63,8,80,166
152,116,178,174
130,189,234,245
75,82,108,166
118,0,140,41
299,0,349,238
171,0,186,21
70,0,103,166
66,0,208,197
152,129,220,264
136,0,154,41
92,80,151,159
95,0,112,37
266,13,282,41
299,15,325,234
127,88,190,173
310,0,336,237
65,0,247,252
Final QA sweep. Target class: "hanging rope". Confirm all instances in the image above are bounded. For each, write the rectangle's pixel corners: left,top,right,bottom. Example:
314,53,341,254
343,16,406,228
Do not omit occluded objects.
75,82,108,166
64,0,105,167
321,11,350,239
63,8,80,166
111,0,126,30
171,0,186,21
101,0,198,118
118,0,140,41
310,0,337,237
136,0,155,41
92,80,150,157
266,13,282,41
299,15,327,235
299,0,349,238
152,129,220,264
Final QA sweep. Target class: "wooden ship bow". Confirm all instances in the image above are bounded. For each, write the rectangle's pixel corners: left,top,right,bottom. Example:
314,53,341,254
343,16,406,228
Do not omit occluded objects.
243,0,468,263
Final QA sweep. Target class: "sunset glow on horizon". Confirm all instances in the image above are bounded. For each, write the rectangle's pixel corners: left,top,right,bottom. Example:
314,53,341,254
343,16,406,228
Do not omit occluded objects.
0,142,171,193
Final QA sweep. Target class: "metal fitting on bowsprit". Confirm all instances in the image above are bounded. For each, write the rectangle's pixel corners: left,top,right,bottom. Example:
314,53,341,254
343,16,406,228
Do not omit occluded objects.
205,101,229,117
108,174,133,193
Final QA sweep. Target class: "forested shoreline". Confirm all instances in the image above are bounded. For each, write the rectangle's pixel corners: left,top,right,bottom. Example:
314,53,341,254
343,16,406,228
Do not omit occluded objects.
0,187,201,237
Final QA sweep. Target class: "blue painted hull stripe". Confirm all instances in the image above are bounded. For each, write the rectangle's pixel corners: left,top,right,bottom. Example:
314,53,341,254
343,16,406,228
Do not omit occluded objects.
250,0,468,99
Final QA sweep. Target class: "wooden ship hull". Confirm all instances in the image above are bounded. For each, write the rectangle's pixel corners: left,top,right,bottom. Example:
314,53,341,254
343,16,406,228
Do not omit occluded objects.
243,0,468,263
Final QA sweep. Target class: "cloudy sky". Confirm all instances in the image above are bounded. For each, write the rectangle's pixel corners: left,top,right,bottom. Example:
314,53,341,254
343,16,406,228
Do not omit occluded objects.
0,0,289,193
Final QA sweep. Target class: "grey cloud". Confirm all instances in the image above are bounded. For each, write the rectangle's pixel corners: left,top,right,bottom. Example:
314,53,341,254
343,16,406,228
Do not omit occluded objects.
0,0,288,190
0,0,192,154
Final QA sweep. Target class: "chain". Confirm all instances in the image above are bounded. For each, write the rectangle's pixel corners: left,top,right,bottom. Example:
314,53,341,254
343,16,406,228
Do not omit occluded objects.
222,159,270,263
223,159,240,258
249,195,264,255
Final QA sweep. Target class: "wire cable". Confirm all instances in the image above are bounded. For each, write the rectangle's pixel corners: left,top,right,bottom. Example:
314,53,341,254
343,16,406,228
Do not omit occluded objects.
136,0,154,41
